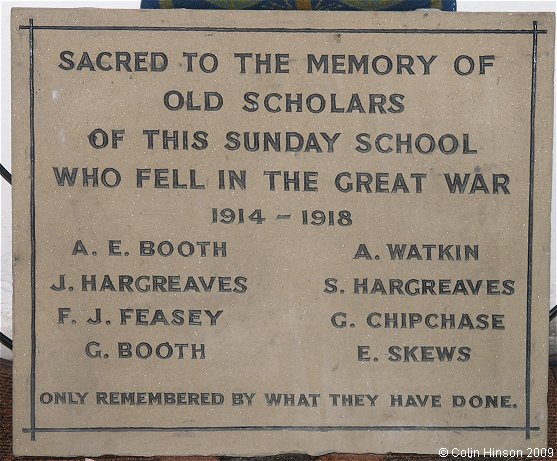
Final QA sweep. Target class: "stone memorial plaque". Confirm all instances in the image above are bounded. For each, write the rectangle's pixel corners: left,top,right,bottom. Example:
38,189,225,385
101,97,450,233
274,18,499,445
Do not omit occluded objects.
11,8,554,457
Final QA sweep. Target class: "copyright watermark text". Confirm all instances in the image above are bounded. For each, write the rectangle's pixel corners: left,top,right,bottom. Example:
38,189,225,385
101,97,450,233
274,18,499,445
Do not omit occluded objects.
438,447,554,458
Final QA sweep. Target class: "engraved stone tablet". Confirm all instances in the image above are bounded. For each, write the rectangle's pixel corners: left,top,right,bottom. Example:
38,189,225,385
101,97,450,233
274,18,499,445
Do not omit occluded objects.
11,8,555,457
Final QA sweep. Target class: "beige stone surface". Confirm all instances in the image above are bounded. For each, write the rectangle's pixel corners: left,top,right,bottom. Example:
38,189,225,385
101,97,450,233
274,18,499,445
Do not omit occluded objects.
10,8,555,457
